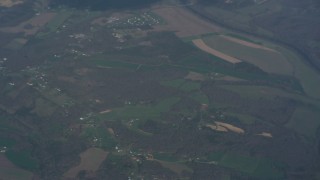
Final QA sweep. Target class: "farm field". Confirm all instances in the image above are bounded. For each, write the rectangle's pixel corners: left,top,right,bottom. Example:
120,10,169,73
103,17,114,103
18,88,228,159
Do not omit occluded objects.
201,34,293,75
152,6,221,37
0,154,33,180
64,148,109,178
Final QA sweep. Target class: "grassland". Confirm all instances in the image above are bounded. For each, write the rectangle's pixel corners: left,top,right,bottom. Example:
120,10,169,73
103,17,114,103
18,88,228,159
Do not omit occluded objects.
219,85,320,107
153,159,193,175
277,46,320,99
285,108,320,138
206,152,285,179
5,150,39,171
101,97,180,121
82,126,116,149
160,79,201,92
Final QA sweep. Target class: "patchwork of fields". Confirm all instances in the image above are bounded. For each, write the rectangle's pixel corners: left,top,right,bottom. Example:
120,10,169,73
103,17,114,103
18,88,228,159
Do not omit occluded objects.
0,0,319,179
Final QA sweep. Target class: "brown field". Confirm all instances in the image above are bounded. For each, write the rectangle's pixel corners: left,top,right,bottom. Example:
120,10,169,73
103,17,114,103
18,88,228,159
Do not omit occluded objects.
152,6,221,37
192,39,242,64
0,0,23,7
63,148,108,178
0,12,56,36
220,35,277,52
185,71,206,81
0,154,33,180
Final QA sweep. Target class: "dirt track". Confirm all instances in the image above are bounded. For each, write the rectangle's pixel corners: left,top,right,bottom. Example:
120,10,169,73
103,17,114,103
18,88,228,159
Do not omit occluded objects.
192,39,242,64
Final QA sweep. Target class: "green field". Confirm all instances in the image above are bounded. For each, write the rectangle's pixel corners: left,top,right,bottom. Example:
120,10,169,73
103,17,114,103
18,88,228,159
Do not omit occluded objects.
100,97,180,121
154,152,179,162
206,152,285,179
82,126,116,149
160,79,201,92
5,150,39,171
220,85,320,108
190,92,209,104
285,108,320,138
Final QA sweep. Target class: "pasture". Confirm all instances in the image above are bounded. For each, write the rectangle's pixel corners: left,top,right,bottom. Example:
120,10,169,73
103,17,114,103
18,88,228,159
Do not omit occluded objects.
101,97,180,121
206,152,285,179
160,79,201,92
285,108,320,138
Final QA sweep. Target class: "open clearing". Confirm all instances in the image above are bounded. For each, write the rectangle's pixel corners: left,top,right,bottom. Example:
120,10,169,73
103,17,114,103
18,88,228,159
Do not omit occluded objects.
152,6,221,37
0,154,33,180
192,39,242,64
64,148,108,178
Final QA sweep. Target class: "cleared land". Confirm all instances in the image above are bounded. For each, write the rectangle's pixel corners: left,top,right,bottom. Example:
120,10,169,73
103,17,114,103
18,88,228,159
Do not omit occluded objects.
152,6,221,37
192,39,242,64
220,35,276,52
202,35,293,75
206,121,245,134
64,148,108,178
0,154,33,180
